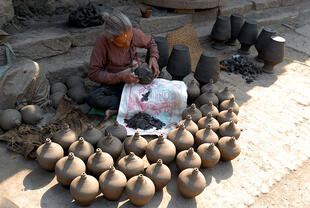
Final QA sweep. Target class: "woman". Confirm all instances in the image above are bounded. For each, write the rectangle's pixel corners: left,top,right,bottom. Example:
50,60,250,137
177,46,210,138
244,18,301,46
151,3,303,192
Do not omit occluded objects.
87,11,159,120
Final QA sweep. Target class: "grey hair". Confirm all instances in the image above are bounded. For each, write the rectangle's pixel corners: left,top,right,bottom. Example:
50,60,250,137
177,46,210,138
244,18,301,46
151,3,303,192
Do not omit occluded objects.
102,11,132,40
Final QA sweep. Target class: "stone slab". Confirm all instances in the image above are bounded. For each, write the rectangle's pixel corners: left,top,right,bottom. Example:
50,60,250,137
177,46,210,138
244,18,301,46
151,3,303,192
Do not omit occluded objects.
142,0,226,9
251,0,281,10
68,26,104,47
295,24,310,38
0,0,14,27
219,0,253,16
283,32,310,55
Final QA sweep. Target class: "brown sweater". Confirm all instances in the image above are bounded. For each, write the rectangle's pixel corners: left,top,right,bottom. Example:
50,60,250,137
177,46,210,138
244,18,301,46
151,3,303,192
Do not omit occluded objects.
88,28,159,85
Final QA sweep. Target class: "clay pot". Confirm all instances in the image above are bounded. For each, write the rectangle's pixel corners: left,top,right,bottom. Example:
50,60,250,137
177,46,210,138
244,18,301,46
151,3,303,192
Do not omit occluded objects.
87,148,114,177
177,115,198,135
211,16,231,50
197,143,220,168
217,108,238,124
195,124,219,146
217,136,241,161
0,109,22,130
68,137,94,162
195,89,219,108
159,67,172,80
134,63,154,85
117,152,144,179
167,124,194,152
183,73,200,87
216,87,235,103
226,14,244,46
219,97,239,115
53,123,78,150
219,120,241,139
260,36,285,74
124,131,148,158
197,113,220,131
105,121,127,142
238,19,258,55
187,80,200,104
255,27,277,62
126,174,155,206
70,173,99,206
66,75,84,89
176,148,201,172
201,79,219,94
146,134,176,164
99,166,127,201
97,133,123,161
50,92,65,108
36,138,64,171
194,53,220,84
167,44,191,80
182,104,202,123
20,105,43,125
146,36,169,70
178,168,206,198
51,82,67,94
200,101,219,117
67,86,88,104
145,159,171,191
80,124,102,146
55,152,86,186
140,8,152,18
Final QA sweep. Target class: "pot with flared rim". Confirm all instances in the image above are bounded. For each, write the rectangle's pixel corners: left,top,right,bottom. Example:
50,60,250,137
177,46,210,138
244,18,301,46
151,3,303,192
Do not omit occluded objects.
211,16,231,50
255,27,277,62
237,19,258,55
167,44,191,79
194,52,220,84
146,36,169,70
226,14,244,46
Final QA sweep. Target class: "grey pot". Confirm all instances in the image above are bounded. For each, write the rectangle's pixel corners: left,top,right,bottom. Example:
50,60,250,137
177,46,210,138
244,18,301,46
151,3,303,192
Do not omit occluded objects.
237,19,258,55
194,52,220,84
167,44,191,80
145,36,169,70
255,27,277,62
211,16,231,50
226,14,244,46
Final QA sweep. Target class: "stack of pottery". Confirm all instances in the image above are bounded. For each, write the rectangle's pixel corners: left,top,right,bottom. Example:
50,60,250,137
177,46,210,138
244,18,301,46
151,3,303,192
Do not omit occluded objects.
211,16,231,50
194,52,220,84
167,44,191,80
145,36,169,70
237,19,258,55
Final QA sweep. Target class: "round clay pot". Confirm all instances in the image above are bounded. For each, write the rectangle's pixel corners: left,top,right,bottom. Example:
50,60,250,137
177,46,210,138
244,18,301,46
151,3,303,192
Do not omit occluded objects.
216,87,235,103
195,89,219,108
67,86,88,104
50,92,65,109
97,133,123,161
219,121,241,139
197,143,220,168
51,82,67,94
140,8,152,18
145,159,171,191
167,124,194,152
36,138,64,171
176,148,201,172
105,121,127,142
125,174,155,206
87,148,114,177
0,109,22,130
20,105,43,125
68,137,94,162
211,16,231,50
238,19,258,55
66,75,84,89
178,168,206,198
80,124,103,146
194,53,220,84
255,27,277,62
197,113,220,131
167,44,191,79
195,124,219,146
55,152,86,186
219,97,239,115
182,104,202,123
183,73,200,87
146,36,169,70
201,79,219,94
217,108,238,124
217,136,241,161
134,63,154,85
146,134,176,164
117,152,144,179
70,172,99,206
99,166,127,201
187,80,201,104
226,14,244,46
177,115,199,135
200,101,219,117
53,123,78,150
124,131,148,158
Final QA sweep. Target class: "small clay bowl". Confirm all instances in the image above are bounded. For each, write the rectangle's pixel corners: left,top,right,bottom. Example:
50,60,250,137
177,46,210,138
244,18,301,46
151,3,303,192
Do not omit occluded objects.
141,8,152,18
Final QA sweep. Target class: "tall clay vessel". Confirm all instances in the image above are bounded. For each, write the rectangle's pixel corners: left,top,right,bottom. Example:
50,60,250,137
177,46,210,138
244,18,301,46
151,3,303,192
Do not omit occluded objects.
146,159,171,191
211,16,231,50
176,148,202,172
226,14,244,46
87,148,114,177
195,124,219,146
80,124,103,146
105,121,127,141
53,123,77,150
238,19,258,55
178,168,206,198
97,133,123,161
117,152,144,179
182,104,202,123
124,131,148,158
167,44,191,80
177,115,199,135
68,137,94,162
197,113,220,131
194,54,220,84
217,136,241,161
197,143,220,168
167,124,194,152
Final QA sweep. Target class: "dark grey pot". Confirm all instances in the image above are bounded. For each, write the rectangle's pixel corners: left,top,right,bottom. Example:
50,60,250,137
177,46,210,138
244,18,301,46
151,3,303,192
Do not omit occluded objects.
211,16,231,50
238,19,258,55
255,27,277,62
226,14,244,46
145,36,170,70
194,52,220,84
167,44,191,78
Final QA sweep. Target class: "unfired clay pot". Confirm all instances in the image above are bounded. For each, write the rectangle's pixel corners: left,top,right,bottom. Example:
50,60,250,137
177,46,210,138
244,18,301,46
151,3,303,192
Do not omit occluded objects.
20,105,43,125
217,136,241,161
219,121,241,139
117,152,144,179
67,86,88,104
201,79,219,94
87,148,114,177
176,148,201,172
68,137,94,162
178,168,206,198
200,101,219,117
195,89,219,108
182,104,202,123
53,123,78,150
216,87,235,103
167,124,194,152
55,152,86,186
50,92,65,109
217,108,238,124
187,80,201,104
105,121,127,141
99,166,127,201
51,82,67,94
195,124,219,146
145,159,171,191
36,138,64,171
219,97,239,115
70,173,99,206
177,115,199,135
66,75,84,89
146,134,176,164
97,133,123,161
0,109,22,130
197,143,220,168
125,174,155,206
197,113,220,131
124,131,148,158
80,124,103,146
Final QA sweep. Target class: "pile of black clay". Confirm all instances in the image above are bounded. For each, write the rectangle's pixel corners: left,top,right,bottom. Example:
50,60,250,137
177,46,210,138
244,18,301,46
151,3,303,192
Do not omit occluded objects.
125,112,165,130
220,55,263,83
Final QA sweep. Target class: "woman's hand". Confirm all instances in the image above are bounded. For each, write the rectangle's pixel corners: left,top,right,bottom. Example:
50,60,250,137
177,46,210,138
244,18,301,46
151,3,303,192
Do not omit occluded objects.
118,73,139,84
148,57,160,78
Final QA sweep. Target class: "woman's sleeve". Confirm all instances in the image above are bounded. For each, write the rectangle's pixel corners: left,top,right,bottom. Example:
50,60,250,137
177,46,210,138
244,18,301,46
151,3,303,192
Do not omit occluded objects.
133,29,159,60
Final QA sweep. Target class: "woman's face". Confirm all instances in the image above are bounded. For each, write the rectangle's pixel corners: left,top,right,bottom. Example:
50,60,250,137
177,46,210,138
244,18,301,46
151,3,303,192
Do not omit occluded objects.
113,29,133,48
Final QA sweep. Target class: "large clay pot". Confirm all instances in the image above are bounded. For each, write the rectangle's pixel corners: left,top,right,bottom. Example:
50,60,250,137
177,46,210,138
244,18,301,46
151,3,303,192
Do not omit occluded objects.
238,19,258,55
70,173,99,206
219,121,241,139
211,16,231,50
20,105,43,125
200,101,219,117
217,108,238,124
176,148,201,172
194,53,220,84
200,79,219,94
36,138,64,171
187,80,200,104
146,134,176,164
0,109,22,130
146,36,169,70
66,75,84,89
182,104,202,123
197,113,220,131
177,115,198,135
51,82,67,94
53,123,78,150
124,132,148,158
50,92,65,109
145,159,171,191
197,143,220,168
226,14,244,46
117,152,144,179
195,124,219,146
216,87,235,103
87,148,114,177
255,27,277,62
67,86,88,104
97,133,123,161
105,121,127,142
55,152,86,186
178,168,206,198
195,89,219,108
167,124,194,152
219,97,239,115
68,137,94,162
125,174,155,206
167,44,191,80
217,136,241,161
99,166,127,201
80,124,103,146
